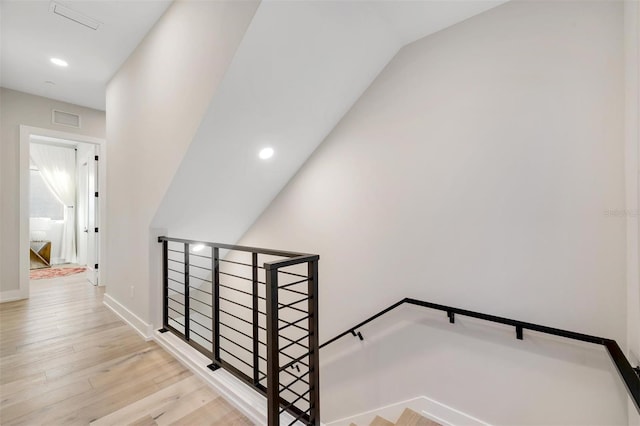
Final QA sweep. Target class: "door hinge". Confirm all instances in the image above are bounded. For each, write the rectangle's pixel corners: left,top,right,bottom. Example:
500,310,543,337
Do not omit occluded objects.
94,263,99,270
94,227,99,233
94,191,99,197
95,155,99,161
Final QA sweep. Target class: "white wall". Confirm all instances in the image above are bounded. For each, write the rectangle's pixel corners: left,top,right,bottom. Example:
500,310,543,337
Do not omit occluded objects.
105,0,259,330
624,0,640,422
321,307,629,425
234,0,630,423
0,88,105,294
624,0,640,399
152,1,506,257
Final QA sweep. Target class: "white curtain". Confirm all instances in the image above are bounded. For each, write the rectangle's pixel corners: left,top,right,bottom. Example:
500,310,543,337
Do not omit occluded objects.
30,143,76,263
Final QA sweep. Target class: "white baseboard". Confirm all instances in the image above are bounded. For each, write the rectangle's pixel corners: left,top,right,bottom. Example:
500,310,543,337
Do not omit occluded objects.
0,289,27,303
153,330,300,426
325,395,491,426
103,293,153,341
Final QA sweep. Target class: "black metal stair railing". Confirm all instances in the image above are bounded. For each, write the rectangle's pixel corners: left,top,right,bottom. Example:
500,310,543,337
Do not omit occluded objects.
158,236,320,426
157,236,639,421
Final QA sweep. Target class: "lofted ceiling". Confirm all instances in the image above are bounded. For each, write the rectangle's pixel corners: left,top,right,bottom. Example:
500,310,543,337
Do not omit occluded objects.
0,0,506,112
153,0,509,244
0,0,172,110
1,0,509,248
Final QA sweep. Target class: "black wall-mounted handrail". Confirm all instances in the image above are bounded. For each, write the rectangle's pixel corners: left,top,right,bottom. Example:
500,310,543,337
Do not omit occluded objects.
320,297,640,413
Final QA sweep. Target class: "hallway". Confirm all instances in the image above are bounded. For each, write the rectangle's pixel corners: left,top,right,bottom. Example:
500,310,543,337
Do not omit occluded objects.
0,275,252,425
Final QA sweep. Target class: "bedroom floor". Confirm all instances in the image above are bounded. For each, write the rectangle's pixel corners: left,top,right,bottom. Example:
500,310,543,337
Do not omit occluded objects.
29,264,88,281
0,275,253,425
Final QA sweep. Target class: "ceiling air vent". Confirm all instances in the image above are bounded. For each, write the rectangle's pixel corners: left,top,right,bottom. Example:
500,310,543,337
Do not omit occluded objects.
49,1,101,31
52,110,81,128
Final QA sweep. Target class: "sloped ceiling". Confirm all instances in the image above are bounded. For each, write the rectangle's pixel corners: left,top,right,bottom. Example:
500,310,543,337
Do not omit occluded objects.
0,0,171,110
152,0,508,244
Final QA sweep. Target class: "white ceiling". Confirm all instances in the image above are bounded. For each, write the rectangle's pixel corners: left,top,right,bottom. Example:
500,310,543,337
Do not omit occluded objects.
1,0,509,246
0,0,172,110
366,0,509,45
153,0,508,244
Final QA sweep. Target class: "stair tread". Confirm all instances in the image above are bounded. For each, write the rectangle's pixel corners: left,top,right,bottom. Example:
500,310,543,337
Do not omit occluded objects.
395,408,442,426
370,415,395,426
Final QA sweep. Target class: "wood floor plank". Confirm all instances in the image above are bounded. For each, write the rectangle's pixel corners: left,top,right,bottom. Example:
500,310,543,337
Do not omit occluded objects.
0,324,142,375
0,274,254,426
395,408,442,426
3,347,175,409
2,370,90,409
0,379,94,423
5,358,167,424
44,338,151,381
1,336,149,384
153,366,192,389
370,416,394,426
88,348,182,390
3,320,125,356
169,397,253,426
13,323,130,357
5,374,162,425
89,376,215,426
0,372,47,401
130,415,158,426
151,385,220,425
0,344,75,374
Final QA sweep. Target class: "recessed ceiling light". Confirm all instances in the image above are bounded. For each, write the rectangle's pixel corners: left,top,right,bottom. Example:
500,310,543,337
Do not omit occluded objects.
259,147,274,160
50,58,68,67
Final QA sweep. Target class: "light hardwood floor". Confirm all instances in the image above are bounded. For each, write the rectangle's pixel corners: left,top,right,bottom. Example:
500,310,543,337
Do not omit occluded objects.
0,274,253,425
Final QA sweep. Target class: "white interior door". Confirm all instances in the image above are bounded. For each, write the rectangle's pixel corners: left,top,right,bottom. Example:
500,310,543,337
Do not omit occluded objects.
86,146,99,285
77,157,88,266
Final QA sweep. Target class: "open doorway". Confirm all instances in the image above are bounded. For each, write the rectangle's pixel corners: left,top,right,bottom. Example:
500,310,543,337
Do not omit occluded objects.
19,125,106,298
28,136,100,285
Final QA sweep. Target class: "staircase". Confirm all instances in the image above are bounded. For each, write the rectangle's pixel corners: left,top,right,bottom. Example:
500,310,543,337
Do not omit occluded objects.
352,408,442,426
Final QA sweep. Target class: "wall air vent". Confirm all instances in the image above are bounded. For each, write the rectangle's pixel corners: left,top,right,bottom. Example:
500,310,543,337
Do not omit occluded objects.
52,110,81,128
49,1,101,31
